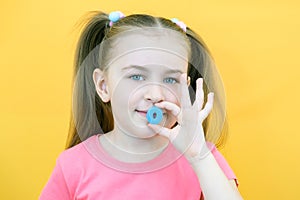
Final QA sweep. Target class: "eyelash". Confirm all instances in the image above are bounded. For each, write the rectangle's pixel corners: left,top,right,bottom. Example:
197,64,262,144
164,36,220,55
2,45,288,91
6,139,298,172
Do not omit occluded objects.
129,74,179,84
164,77,178,84
130,74,145,81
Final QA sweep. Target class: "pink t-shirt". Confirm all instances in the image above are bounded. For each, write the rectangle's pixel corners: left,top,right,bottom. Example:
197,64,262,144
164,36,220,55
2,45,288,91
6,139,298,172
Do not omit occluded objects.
39,134,237,200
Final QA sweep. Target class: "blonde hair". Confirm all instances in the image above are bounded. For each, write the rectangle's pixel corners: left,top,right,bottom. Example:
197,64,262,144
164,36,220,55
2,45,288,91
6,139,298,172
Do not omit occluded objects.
66,11,228,149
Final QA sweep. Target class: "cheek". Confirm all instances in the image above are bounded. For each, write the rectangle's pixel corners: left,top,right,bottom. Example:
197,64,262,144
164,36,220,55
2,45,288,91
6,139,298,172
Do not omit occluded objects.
128,92,142,105
114,80,143,109
164,86,181,105
110,82,132,110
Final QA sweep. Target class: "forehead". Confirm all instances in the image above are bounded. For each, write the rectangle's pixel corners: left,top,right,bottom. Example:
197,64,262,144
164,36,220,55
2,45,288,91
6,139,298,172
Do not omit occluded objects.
105,28,190,70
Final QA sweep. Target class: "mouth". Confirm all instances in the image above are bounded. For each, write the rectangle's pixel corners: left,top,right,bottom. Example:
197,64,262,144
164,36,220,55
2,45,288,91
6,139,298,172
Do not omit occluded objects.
135,109,166,118
135,110,148,117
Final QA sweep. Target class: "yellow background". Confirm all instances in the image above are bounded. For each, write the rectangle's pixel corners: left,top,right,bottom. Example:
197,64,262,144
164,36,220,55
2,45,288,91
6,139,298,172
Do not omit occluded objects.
1,0,299,199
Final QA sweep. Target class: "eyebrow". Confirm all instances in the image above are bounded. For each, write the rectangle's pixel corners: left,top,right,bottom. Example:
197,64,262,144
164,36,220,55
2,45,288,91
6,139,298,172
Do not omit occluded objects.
121,65,183,74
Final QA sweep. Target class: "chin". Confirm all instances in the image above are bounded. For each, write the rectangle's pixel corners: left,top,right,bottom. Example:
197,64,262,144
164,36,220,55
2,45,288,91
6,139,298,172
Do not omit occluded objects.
137,129,158,139
115,122,151,138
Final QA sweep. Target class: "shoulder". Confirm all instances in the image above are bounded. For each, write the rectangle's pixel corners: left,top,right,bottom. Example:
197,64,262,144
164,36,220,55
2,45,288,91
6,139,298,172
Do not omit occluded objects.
51,136,100,189
58,141,86,164
56,135,98,173
207,142,238,186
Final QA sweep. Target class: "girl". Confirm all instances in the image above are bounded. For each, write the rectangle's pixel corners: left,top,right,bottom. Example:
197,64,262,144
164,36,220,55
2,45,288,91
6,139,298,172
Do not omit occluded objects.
40,11,243,199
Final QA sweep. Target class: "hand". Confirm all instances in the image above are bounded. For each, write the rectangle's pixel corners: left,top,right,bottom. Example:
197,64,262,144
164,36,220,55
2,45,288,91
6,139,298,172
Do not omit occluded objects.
148,73,214,158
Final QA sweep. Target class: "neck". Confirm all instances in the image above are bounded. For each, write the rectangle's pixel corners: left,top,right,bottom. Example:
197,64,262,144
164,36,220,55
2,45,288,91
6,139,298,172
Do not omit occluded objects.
100,126,169,163
108,126,168,154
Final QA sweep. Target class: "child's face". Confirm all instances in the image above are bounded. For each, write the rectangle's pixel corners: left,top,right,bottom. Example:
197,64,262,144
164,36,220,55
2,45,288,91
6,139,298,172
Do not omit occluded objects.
101,31,189,138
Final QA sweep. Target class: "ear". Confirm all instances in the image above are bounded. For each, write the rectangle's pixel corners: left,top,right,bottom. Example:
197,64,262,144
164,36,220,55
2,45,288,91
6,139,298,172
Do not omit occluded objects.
93,68,110,102
187,76,191,86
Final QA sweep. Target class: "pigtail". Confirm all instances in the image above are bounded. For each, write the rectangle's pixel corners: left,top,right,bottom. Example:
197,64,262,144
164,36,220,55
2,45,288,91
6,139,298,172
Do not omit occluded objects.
186,28,228,148
65,11,228,149
65,11,114,149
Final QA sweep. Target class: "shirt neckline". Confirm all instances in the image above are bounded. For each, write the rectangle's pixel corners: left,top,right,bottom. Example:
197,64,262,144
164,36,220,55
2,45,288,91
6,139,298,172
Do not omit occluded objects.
84,134,183,173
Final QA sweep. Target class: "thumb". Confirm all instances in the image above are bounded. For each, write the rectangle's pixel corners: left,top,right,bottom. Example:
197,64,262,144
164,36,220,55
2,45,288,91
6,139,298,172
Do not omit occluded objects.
147,124,171,139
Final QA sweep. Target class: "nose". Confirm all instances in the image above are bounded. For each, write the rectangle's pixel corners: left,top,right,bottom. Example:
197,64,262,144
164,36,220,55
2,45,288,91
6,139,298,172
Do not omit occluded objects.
144,84,165,103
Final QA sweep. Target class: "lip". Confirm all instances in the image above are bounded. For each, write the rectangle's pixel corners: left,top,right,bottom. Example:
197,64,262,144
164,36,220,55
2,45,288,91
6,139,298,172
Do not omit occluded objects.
135,109,166,118
135,110,147,117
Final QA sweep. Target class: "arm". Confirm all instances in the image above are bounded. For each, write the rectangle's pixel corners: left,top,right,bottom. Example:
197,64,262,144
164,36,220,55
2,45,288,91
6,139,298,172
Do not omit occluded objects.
39,155,72,200
199,180,239,200
148,75,243,199
190,149,243,200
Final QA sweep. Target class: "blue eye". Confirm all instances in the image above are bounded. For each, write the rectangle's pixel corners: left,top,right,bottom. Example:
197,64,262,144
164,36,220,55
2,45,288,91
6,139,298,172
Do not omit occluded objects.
164,77,178,84
130,74,145,81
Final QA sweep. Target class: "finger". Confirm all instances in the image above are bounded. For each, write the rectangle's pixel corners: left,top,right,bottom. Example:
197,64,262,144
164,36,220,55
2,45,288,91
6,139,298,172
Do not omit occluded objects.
180,73,191,108
193,78,204,111
155,101,181,117
147,124,171,139
199,92,214,121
